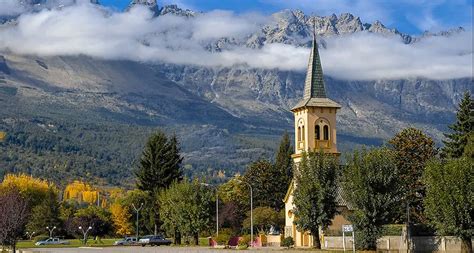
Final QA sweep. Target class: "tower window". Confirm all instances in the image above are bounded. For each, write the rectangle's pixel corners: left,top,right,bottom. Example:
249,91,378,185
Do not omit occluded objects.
315,125,320,140
323,125,329,140
297,127,301,141
302,126,305,141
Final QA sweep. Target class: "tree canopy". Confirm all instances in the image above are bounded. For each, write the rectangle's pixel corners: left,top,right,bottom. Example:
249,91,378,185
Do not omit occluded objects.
423,157,473,253
292,152,339,249
389,127,436,223
342,148,402,250
158,179,213,245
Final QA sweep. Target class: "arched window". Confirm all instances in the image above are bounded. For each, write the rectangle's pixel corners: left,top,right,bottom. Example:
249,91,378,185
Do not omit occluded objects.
297,127,301,141
323,125,329,140
315,125,320,140
302,126,305,141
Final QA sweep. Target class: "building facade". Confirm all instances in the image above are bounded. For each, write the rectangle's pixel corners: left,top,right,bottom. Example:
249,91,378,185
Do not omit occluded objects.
283,34,349,247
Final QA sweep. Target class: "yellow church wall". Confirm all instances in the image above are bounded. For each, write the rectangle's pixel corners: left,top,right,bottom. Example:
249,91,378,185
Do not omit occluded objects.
293,107,338,156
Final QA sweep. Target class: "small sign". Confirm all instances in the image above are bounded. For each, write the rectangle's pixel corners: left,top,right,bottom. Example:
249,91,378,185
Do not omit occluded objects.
342,225,353,232
0,131,5,142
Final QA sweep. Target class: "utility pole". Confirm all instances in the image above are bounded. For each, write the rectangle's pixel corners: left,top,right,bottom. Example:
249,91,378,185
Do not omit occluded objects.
132,203,144,239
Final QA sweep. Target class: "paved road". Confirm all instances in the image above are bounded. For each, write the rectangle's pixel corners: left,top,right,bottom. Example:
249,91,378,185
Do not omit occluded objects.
21,246,292,253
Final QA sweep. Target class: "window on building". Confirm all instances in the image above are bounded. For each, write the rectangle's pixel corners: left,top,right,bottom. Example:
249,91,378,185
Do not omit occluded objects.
302,126,305,141
323,125,329,140
315,125,320,140
297,127,301,141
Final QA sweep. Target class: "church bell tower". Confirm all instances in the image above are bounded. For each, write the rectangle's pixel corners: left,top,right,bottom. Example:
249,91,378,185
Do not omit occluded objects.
291,33,341,161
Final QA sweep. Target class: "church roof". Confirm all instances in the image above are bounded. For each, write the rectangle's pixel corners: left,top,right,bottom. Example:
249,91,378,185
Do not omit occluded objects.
291,34,341,111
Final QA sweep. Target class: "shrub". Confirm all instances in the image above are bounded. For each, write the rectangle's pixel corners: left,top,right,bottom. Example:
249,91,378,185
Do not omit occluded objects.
382,225,403,236
238,234,251,248
216,233,231,245
281,236,294,248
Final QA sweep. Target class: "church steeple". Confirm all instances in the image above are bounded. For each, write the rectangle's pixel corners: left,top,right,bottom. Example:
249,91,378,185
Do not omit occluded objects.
303,34,327,99
291,30,341,111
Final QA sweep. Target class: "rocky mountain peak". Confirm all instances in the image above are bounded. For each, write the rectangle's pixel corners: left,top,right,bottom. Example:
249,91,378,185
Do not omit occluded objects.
159,4,195,17
126,0,160,16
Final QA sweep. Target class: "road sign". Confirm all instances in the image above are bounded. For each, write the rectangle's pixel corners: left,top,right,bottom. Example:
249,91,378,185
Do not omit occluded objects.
343,225,353,232
342,224,355,253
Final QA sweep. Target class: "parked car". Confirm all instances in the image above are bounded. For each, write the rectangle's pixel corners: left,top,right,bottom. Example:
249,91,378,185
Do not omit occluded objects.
139,235,172,246
35,238,70,246
114,237,138,246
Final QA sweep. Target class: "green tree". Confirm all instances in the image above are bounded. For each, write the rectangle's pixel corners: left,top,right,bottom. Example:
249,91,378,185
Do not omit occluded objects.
26,188,62,236
72,206,112,239
292,152,339,249
135,130,183,234
158,179,213,245
272,132,294,210
217,177,248,233
242,206,284,234
342,148,402,250
275,131,293,184
463,132,474,158
389,127,436,223
442,91,474,158
423,157,473,253
242,160,276,209
135,130,183,194
122,189,155,235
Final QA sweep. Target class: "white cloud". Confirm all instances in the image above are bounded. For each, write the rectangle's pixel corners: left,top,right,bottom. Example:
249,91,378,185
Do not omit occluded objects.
0,3,472,80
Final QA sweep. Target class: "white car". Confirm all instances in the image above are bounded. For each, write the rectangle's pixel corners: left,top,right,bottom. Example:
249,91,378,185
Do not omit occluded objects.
114,237,138,246
35,238,70,246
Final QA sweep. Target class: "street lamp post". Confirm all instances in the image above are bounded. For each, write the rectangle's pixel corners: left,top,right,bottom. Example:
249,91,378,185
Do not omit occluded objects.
46,226,56,239
78,226,92,245
132,203,144,240
200,183,219,236
236,179,253,247
26,231,36,240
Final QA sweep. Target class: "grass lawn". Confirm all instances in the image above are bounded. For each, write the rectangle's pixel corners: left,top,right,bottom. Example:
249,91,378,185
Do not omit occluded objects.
17,239,119,249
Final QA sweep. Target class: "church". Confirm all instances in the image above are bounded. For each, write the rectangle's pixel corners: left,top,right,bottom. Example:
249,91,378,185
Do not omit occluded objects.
283,33,350,247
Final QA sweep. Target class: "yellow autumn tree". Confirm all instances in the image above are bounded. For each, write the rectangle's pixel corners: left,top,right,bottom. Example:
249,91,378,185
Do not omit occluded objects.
63,180,98,204
110,202,133,236
0,173,57,206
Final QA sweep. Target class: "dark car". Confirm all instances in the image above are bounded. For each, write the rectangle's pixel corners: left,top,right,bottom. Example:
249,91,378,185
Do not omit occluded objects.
139,235,172,246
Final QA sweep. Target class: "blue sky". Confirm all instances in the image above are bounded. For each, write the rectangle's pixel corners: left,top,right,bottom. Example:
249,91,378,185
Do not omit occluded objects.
100,0,473,34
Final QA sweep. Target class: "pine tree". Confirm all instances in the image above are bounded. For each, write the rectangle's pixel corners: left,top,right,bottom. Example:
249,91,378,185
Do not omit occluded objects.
135,130,183,194
293,152,339,249
442,91,474,158
135,130,183,234
274,131,293,184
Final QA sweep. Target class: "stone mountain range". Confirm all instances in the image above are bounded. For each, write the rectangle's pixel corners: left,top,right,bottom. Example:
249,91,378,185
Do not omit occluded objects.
0,1,472,184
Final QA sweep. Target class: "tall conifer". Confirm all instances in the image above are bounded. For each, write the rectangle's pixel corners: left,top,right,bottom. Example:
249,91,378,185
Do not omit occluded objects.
442,91,474,158
135,130,183,194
